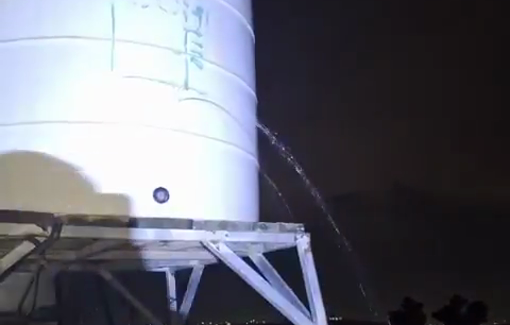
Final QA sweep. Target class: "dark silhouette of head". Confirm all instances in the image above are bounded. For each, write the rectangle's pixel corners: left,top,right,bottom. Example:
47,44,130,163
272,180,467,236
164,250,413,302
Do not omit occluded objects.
389,297,427,325
464,301,489,325
432,295,489,325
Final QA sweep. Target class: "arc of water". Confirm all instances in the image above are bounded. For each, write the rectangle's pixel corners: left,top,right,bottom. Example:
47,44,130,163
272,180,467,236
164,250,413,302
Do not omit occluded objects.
257,122,379,318
257,123,352,250
261,172,294,221
171,92,378,317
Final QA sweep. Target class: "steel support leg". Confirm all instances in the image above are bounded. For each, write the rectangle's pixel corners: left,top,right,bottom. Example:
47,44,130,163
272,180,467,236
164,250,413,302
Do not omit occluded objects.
0,239,40,281
96,268,164,325
249,254,310,318
297,235,328,325
166,269,181,325
0,220,61,282
203,241,315,325
179,265,204,321
73,240,122,260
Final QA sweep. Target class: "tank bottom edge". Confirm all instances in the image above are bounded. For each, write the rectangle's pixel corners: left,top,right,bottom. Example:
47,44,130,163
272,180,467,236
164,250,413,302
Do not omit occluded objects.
0,209,303,233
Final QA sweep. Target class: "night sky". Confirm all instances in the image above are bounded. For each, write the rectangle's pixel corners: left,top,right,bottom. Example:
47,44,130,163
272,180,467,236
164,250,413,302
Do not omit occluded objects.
189,0,508,323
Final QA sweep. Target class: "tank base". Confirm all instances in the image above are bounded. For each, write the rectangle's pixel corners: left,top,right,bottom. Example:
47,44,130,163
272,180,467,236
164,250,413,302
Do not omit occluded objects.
0,211,327,325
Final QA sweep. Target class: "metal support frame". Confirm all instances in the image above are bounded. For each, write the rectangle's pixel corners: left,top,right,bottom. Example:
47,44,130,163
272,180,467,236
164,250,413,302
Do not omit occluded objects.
180,265,204,320
0,221,62,283
0,240,39,279
297,235,328,325
0,215,327,325
203,235,327,325
203,241,315,325
249,254,310,318
166,269,180,325
96,267,165,325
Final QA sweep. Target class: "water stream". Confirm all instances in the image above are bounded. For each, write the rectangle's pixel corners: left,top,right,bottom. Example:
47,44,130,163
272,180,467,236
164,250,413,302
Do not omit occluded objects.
261,171,295,220
258,122,378,318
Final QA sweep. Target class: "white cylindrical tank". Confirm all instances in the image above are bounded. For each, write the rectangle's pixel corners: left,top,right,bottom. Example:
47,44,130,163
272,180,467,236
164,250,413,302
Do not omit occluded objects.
0,0,258,221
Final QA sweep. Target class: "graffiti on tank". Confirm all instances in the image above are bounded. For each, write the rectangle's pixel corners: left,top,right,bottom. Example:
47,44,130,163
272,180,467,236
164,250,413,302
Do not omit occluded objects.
182,0,207,89
128,0,180,15
122,0,208,93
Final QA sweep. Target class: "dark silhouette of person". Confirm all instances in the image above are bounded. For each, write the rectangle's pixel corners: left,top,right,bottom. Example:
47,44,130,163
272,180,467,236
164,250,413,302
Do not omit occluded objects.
463,301,489,325
433,295,489,325
432,294,469,325
389,297,427,325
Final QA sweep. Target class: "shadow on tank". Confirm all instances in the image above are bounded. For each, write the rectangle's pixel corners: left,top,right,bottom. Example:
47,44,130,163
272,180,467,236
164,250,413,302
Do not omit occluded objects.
0,150,131,216
0,151,172,325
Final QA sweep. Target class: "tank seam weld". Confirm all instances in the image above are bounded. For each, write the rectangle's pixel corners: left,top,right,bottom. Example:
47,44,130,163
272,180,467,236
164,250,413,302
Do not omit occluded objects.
0,36,256,98
177,96,255,146
0,120,259,165
213,0,255,41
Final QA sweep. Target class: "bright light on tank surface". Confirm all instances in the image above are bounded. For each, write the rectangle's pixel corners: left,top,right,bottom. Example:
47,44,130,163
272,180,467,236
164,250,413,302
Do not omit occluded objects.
0,0,258,221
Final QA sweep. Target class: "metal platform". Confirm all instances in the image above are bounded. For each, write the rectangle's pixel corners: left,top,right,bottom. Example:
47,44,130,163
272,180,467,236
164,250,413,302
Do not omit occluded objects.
0,211,327,325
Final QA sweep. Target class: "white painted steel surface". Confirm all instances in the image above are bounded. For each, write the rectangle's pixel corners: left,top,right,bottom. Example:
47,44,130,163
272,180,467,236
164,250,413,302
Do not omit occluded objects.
0,0,258,221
